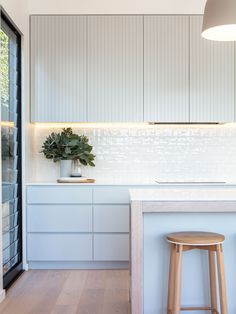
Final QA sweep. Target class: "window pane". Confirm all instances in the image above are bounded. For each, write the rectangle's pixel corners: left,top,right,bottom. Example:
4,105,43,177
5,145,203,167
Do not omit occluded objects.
1,14,22,288
0,28,10,116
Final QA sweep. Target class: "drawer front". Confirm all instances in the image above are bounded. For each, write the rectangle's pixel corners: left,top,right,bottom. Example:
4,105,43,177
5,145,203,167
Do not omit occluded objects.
27,186,92,204
27,234,92,261
27,205,92,232
94,234,129,261
93,187,130,204
94,205,129,232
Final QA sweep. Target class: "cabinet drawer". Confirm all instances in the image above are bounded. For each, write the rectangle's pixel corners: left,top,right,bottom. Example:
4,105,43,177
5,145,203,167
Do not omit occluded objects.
94,234,129,261
94,205,129,232
27,234,92,261
93,187,130,204
27,205,92,232
27,186,92,204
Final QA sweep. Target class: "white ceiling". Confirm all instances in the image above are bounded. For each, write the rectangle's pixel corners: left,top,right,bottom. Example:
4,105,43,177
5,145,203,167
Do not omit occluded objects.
28,0,206,15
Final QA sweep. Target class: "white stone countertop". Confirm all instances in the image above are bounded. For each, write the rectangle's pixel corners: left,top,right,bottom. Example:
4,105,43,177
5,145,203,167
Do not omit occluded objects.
26,180,156,186
129,188,236,201
26,181,236,187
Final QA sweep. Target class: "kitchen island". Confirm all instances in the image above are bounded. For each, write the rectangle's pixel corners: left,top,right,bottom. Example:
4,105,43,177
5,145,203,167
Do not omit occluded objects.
130,189,236,314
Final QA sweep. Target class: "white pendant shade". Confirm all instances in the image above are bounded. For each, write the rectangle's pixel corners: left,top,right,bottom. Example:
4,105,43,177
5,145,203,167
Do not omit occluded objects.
202,0,236,41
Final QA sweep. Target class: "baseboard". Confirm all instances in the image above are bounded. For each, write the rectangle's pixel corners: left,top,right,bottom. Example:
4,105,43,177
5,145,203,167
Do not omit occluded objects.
28,261,129,270
24,263,29,271
0,289,6,303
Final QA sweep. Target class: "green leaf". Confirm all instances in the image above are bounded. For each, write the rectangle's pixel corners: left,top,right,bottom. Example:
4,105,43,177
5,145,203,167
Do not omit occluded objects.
41,128,95,166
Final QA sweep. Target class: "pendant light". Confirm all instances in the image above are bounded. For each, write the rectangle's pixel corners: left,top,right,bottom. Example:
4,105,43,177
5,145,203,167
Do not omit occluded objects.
202,0,236,41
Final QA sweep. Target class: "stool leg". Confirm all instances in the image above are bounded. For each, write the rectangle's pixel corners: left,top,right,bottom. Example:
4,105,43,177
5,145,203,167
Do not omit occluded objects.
167,243,176,314
173,244,183,314
208,251,218,314
216,244,228,314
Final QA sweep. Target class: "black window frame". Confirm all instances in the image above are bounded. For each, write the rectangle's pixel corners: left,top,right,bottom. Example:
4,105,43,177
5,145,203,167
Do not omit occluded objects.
1,7,23,289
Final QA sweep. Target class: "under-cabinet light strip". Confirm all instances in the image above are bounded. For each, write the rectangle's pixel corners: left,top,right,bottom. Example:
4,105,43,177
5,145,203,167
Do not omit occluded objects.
31,122,236,129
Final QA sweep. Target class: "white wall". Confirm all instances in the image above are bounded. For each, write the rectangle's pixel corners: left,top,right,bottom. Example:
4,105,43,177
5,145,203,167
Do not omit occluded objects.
1,0,28,27
1,0,30,297
28,0,206,15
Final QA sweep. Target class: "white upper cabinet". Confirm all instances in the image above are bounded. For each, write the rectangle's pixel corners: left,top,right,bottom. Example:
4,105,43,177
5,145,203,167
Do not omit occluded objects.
87,16,144,122
31,16,87,122
190,16,235,122
144,16,189,122
30,15,235,123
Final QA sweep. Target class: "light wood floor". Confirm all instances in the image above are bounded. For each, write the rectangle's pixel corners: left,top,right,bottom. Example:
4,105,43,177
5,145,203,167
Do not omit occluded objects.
0,270,130,314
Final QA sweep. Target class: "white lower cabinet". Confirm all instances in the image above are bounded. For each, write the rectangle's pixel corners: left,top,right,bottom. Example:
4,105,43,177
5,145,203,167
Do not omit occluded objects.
93,187,130,204
27,234,93,261
27,186,92,204
26,185,144,267
93,205,129,232
27,205,93,232
94,234,129,261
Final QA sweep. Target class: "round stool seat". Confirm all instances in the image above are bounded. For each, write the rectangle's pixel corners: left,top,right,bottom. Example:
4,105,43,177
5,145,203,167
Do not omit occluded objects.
166,231,225,245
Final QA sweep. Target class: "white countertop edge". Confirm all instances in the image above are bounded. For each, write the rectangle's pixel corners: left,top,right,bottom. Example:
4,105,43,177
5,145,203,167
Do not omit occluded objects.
26,182,157,186
26,182,236,187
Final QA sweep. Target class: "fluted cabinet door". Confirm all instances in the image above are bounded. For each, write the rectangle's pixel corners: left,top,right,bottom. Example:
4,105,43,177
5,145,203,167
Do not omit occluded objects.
144,16,189,122
190,16,235,122
87,16,143,122
31,16,87,122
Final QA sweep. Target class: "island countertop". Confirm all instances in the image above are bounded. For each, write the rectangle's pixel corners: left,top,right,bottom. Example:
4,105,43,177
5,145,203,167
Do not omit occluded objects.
129,188,236,202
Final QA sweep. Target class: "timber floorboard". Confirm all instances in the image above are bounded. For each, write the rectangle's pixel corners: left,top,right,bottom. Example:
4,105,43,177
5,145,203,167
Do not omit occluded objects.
0,270,130,314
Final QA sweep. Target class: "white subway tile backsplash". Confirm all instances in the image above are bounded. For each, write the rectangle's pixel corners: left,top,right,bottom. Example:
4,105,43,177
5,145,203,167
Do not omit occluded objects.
31,125,236,183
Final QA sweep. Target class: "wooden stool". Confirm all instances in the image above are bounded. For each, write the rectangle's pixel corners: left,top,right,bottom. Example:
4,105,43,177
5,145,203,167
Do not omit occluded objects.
166,231,228,314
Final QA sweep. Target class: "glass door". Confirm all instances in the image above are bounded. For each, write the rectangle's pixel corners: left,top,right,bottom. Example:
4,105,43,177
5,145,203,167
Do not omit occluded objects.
0,11,23,288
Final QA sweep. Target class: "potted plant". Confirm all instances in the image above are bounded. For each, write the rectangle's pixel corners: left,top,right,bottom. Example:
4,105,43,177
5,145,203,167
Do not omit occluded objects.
41,128,95,177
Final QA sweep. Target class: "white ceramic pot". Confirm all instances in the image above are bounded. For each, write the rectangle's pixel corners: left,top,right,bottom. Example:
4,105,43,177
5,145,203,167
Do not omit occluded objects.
60,160,72,177
71,160,82,177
